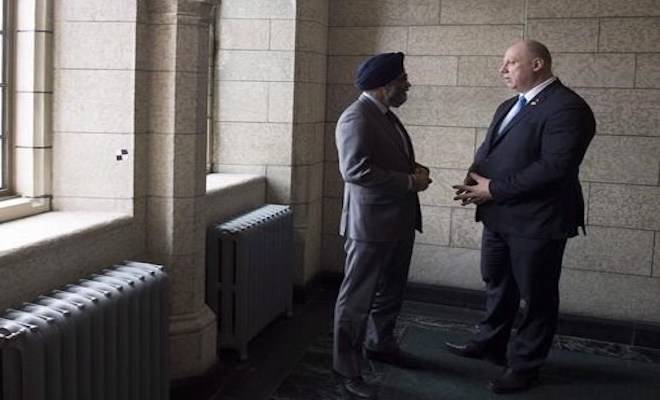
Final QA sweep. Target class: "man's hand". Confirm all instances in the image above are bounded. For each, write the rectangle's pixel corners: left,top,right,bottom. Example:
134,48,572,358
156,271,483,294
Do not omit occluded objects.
463,173,477,186
413,167,433,192
452,172,492,205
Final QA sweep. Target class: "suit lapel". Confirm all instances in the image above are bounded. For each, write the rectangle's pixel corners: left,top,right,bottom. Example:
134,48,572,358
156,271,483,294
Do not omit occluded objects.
484,97,517,152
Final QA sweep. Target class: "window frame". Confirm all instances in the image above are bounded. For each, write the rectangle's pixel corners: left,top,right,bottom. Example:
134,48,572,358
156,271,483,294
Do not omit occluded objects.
0,0,11,196
206,9,217,174
0,0,52,223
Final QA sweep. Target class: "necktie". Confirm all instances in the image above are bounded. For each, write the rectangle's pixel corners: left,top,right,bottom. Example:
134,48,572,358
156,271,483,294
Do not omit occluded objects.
497,95,527,136
385,110,411,158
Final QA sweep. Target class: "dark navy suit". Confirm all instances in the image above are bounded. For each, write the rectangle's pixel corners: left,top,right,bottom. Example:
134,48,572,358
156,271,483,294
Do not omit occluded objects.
470,79,595,372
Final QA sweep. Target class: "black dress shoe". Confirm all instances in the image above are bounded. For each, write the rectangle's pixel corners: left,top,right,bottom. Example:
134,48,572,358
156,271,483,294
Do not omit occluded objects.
444,341,507,366
365,348,424,369
488,368,539,394
336,375,376,399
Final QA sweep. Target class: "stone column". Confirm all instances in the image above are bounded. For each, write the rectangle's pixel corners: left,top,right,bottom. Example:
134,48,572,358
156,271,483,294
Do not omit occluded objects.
291,0,329,289
138,0,219,380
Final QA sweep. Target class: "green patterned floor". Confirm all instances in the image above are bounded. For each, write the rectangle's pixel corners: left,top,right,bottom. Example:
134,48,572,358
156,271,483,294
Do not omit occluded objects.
374,324,660,399
272,302,660,400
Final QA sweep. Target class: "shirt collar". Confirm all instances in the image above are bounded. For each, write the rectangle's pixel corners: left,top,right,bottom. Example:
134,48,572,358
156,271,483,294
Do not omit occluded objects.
520,76,557,102
361,92,389,114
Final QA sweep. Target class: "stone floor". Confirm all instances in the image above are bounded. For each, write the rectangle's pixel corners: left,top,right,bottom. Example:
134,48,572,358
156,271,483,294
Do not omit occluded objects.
173,287,660,400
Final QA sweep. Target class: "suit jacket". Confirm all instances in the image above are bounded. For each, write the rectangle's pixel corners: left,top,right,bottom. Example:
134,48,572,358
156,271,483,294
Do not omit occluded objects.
336,95,422,242
472,80,595,239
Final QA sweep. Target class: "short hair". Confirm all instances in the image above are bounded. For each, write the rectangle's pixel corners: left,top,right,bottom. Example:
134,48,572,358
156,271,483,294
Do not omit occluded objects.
525,40,552,69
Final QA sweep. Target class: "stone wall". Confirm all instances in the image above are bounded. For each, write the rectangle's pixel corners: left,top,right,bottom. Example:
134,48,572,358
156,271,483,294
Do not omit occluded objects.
53,0,139,214
213,0,328,285
213,0,296,187
322,0,660,323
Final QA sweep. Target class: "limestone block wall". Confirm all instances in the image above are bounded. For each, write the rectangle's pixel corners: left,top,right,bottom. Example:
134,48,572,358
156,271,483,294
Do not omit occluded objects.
213,0,296,192
213,0,328,286
322,0,660,323
52,0,140,215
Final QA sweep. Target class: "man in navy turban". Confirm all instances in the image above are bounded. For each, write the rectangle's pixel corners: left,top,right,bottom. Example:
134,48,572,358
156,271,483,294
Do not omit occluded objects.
332,52,432,399
355,52,406,90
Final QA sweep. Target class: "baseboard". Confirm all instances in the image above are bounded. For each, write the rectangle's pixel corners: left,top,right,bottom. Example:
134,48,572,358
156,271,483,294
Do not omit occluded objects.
405,282,486,310
405,282,660,350
318,272,660,350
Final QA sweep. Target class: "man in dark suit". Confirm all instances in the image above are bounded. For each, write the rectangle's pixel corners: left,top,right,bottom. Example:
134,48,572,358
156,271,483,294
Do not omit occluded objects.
449,40,595,394
333,52,432,399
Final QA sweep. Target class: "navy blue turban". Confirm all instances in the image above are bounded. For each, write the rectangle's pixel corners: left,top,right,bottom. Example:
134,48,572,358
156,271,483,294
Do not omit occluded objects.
354,52,405,90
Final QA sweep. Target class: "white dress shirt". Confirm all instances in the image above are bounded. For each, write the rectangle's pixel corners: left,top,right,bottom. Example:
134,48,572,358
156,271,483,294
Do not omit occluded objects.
498,76,557,135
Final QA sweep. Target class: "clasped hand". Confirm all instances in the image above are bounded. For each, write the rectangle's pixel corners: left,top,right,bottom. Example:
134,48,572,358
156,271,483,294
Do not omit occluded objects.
452,172,492,205
413,166,433,192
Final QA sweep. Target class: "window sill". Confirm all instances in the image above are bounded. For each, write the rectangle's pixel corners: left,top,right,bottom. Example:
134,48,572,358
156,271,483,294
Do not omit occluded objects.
0,211,132,261
206,172,265,196
205,173,267,225
0,197,50,223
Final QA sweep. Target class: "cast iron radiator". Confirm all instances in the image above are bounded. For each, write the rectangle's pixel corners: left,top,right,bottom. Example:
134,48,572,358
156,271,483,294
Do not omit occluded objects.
206,204,294,360
0,261,169,400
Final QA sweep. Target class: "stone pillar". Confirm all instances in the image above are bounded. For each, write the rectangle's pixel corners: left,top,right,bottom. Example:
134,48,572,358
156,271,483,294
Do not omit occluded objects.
138,0,219,380
291,0,329,288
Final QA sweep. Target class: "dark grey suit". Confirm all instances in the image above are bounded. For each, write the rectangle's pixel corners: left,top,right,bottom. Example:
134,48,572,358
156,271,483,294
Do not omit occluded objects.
470,79,595,372
333,94,422,378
